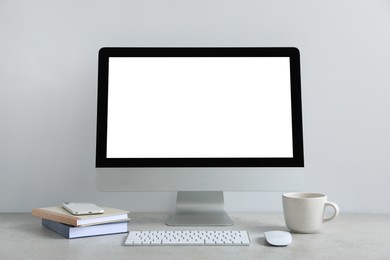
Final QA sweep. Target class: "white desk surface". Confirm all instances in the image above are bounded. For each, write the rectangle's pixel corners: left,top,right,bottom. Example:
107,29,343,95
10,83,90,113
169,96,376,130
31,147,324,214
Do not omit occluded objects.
1,213,389,259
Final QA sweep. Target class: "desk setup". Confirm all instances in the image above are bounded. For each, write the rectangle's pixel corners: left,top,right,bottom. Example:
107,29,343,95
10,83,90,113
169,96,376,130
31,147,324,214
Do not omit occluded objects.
1,212,389,259
3,47,387,259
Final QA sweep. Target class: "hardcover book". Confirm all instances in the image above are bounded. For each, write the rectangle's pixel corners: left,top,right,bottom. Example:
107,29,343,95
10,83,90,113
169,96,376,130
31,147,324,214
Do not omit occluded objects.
42,219,128,239
32,206,129,227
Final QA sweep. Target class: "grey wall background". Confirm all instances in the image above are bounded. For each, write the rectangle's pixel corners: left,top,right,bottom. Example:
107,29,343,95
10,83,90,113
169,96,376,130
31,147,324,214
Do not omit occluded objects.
1,0,390,213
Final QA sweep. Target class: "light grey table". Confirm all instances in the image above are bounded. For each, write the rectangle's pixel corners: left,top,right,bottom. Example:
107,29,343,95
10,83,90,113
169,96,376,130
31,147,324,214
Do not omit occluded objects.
1,213,389,259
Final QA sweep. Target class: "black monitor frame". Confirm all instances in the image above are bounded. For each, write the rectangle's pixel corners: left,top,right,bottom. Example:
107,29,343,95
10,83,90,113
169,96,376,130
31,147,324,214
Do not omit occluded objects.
96,47,304,168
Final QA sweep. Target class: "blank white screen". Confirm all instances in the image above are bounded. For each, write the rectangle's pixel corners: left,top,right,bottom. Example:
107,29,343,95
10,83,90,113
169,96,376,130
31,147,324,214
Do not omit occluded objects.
106,57,293,158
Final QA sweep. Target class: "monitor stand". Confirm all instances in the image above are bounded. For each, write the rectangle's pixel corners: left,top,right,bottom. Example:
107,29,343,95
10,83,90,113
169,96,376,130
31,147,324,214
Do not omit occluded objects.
166,191,234,226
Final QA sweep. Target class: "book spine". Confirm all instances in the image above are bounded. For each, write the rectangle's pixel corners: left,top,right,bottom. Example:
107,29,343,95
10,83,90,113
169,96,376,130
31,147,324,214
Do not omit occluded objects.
42,219,71,238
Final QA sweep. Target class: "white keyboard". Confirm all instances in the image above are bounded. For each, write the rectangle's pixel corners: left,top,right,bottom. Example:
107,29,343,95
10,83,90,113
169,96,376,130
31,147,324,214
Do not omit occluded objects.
125,230,250,246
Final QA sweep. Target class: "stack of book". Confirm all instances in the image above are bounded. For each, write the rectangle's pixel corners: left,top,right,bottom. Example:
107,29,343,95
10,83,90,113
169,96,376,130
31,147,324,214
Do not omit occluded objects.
32,206,129,239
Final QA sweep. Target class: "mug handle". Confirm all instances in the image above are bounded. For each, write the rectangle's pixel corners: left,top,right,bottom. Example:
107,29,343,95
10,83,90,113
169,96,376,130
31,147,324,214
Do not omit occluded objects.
323,201,340,223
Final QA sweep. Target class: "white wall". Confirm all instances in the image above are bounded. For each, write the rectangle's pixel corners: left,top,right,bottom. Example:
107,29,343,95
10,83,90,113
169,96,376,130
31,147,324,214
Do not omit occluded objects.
1,0,390,213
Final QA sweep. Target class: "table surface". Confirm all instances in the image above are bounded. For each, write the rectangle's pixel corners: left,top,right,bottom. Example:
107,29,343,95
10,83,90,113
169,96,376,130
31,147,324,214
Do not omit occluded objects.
1,213,389,260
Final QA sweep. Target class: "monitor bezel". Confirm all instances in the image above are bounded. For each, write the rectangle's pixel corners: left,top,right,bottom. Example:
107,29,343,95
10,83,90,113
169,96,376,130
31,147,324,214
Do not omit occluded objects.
96,47,304,167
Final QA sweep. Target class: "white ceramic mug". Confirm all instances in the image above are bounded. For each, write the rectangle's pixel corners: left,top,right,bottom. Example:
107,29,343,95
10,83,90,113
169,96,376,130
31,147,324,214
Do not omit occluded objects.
282,192,339,234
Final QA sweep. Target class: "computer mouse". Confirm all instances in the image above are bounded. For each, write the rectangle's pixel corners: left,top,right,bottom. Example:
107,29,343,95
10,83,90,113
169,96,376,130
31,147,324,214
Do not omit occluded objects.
264,231,292,246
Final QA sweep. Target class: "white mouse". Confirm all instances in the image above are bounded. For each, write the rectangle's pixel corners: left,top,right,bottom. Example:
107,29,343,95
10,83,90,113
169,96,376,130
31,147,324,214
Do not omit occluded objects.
264,231,292,246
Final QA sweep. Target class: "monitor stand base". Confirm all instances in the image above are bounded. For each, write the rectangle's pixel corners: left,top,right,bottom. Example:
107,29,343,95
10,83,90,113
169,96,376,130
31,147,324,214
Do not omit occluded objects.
166,191,234,226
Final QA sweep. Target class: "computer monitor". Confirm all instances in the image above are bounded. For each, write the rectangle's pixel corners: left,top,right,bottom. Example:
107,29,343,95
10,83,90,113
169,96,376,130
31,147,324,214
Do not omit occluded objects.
96,47,304,226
